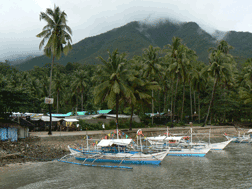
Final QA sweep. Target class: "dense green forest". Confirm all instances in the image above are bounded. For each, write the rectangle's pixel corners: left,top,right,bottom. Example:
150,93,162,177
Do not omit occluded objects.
1,37,252,128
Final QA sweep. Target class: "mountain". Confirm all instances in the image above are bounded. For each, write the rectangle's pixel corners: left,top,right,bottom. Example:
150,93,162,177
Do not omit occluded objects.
1,52,43,66
16,20,252,71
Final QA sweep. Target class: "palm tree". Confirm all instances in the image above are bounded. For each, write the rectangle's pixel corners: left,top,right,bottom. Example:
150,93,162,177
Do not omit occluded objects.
191,64,207,123
36,5,72,134
53,71,64,113
217,40,233,55
71,70,88,111
142,45,161,125
126,59,160,130
202,50,233,126
29,76,42,109
239,58,252,108
177,45,197,121
93,49,133,131
239,83,252,105
164,37,182,121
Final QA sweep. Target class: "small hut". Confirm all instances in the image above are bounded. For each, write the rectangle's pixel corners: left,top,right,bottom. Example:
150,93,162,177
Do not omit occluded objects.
0,120,28,142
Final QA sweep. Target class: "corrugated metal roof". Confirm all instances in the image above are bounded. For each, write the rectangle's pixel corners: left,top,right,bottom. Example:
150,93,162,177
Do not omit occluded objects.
51,114,70,117
77,111,87,115
98,109,112,114
40,116,61,122
63,119,79,122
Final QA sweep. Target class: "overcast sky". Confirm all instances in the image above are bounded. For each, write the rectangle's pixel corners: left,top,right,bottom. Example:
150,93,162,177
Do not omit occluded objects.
1,0,252,61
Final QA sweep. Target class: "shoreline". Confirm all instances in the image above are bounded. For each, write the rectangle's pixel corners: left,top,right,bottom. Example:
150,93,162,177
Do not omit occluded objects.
0,126,242,168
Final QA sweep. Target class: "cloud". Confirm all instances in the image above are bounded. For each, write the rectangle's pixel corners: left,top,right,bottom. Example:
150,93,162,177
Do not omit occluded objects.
33,0,53,11
1,0,252,60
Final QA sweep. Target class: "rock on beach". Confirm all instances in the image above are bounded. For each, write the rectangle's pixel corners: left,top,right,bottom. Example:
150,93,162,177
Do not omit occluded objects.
0,137,84,167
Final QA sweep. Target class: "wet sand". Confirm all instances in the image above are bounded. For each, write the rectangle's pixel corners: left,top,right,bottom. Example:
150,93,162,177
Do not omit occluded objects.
0,137,86,167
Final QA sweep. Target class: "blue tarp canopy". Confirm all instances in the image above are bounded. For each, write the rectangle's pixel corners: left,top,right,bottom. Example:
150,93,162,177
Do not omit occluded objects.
0,127,8,141
8,127,18,142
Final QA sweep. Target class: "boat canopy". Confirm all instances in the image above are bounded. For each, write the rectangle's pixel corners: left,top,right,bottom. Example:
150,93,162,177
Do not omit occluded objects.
165,137,183,141
146,136,166,141
97,139,133,147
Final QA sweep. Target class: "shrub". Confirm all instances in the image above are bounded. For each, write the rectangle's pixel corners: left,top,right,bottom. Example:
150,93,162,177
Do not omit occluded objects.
79,119,147,131
178,121,185,126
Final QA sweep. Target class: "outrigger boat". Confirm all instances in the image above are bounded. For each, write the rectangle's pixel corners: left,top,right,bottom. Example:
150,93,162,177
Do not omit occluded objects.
187,128,232,150
224,129,252,143
64,139,169,166
146,136,211,157
146,127,231,156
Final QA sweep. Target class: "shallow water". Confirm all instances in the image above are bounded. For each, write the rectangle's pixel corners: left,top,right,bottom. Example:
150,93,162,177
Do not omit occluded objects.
0,143,252,189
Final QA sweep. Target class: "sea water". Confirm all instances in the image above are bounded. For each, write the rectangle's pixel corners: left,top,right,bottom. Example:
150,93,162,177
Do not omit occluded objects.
0,143,251,189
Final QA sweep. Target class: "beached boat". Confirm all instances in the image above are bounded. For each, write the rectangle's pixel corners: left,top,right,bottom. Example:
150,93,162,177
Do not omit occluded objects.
68,139,169,165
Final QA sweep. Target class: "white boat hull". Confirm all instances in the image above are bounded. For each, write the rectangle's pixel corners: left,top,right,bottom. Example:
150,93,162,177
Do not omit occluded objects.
167,147,211,157
208,140,232,150
191,140,232,150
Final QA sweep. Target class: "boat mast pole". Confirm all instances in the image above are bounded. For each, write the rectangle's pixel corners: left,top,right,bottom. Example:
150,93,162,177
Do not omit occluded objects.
190,127,192,143
86,127,88,150
116,121,119,139
166,126,169,146
140,135,142,153
137,135,139,148
209,128,211,145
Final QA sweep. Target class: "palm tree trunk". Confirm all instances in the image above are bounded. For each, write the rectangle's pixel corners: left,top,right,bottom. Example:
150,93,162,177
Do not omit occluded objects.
223,86,226,123
159,90,160,114
49,56,54,98
181,82,185,121
57,90,59,113
48,56,54,135
129,105,134,130
203,76,218,126
152,89,154,125
170,79,174,122
198,93,200,124
163,90,166,113
190,81,193,121
116,94,119,132
194,91,196,114
173,77,179,122
81,92,83,111
76,96,78,115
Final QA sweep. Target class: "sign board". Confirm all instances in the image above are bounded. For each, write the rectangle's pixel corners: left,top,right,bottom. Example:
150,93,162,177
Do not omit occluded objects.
45,97,54,104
